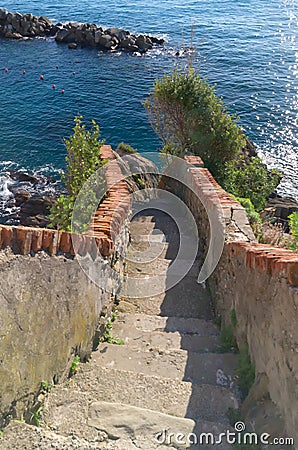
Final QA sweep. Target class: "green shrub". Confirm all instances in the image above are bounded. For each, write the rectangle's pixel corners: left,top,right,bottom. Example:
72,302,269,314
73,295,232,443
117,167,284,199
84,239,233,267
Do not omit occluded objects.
69,355,80,377
116,142,137,154
288,212,298,251
223,155,281,211
49,116,106,231
144,68,246,180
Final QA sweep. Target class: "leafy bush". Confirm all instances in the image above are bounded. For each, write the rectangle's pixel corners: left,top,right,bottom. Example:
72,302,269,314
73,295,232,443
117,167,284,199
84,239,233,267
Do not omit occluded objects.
144,69,281,212
144,68,246,180
223,155,281,211
49,116,106,231
288,212,298,250
116,142,137,154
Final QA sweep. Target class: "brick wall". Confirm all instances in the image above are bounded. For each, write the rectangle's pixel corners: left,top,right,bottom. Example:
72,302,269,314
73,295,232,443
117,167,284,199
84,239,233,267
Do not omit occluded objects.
0,145,131,258
164,155,298,442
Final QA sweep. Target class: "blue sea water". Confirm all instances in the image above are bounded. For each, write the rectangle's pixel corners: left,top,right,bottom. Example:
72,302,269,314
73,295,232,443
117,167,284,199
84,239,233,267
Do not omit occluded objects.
0,0,297,200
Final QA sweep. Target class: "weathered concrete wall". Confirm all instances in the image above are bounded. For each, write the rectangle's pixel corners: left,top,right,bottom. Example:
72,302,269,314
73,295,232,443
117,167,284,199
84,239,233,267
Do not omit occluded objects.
162,155,298,443
0,250,110,425
0,145,131,427
209,243,298,442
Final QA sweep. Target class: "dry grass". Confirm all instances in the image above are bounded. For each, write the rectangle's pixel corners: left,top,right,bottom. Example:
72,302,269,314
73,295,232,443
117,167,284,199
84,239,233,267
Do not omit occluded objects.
260,222,296,249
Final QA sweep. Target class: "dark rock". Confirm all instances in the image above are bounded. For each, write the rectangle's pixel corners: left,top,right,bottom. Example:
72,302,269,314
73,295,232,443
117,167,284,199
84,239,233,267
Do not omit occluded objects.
20,195,56,216
55,28,72,42
49,25,59,36
136,35,153,51
5,31,22,39
261,196,298,231
151,36,165,45
68,42,78,49
39,15,52,27
243,138,258,159
20,214,51,228
14,190,31,207
0,8,8,20
0,9,165,54
106,27,128,41
97,34,113,49
9,171,39,184
120,36,136,50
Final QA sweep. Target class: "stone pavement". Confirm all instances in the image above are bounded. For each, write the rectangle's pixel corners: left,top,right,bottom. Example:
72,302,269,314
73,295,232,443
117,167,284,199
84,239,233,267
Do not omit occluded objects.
1,202,240,450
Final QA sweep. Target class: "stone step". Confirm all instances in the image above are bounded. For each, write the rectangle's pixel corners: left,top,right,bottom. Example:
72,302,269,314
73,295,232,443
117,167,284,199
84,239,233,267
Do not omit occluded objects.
114,313,220,336
68,366,239,422
1,418,234,450
111,317,221,353
126,239,198,262
94,343,239,387
126,258,201,278
119,276,214,319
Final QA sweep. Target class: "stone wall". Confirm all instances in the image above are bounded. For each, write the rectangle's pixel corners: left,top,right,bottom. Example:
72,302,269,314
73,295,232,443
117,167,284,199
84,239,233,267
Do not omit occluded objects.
0,145,131,427
162,156,298,443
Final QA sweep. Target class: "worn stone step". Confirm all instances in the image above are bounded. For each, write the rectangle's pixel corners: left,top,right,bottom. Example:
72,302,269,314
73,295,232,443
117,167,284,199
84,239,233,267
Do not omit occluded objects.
111,318,221,353
1,418,234,450
95,343,238,386
119,276,214,319
126,258,201,278
0,420,104,450
67,366,239,422
114,313,219,336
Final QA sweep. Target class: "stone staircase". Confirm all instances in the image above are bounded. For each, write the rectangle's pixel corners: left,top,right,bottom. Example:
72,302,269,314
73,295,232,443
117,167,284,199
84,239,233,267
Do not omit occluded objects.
1,203,240,450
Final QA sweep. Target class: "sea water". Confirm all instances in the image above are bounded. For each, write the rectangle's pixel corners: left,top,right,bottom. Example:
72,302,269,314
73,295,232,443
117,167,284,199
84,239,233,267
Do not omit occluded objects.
0,0,297,201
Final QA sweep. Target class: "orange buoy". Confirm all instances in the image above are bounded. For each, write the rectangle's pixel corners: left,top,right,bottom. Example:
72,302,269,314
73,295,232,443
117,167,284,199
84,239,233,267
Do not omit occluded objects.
61,89,65,94
52,84,56,89
4,67,8,73
40,74,44,80
22,69,26,75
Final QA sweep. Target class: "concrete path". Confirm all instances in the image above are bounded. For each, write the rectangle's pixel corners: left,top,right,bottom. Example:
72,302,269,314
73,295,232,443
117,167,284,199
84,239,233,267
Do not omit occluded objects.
1,203,240,449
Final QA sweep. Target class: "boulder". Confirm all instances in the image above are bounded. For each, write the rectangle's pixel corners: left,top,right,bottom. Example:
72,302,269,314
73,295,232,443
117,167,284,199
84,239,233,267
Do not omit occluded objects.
243,138,258,159
14,190,31,207
68,42,78,49
151,36,165,45
20,196,56,216
0,8,8,20
39,15,52,27
20,214,51,228
120,36,136,49
261,196,298,231
85,29,96,46
5,30,22,39
55,28,72,43
9,171,39,184
94,30,103,44
97,34,114,49
106,27,127,41
136,34,153,51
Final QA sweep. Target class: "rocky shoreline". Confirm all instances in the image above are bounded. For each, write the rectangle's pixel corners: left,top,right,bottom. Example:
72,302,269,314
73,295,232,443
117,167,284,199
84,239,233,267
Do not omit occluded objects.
0,8,165,53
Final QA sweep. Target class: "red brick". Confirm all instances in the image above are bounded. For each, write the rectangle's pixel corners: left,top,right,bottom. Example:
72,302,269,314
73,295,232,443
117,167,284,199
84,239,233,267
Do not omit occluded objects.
31,229,43,252
59,231,72,254
15,227,32,255
1,226,13,248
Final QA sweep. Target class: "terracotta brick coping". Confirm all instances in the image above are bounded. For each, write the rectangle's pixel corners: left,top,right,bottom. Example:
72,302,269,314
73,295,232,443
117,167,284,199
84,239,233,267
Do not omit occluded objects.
183,155,298,287
0,145,131,258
